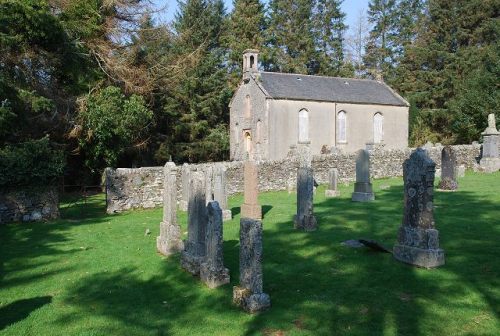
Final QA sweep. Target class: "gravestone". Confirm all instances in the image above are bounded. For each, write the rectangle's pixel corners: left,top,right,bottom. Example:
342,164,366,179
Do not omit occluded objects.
393,148,445,268
233,218,271,313
352,149,375,202
325,168,340,197
180,171,208,275
294,144,317,231
241,160,262,220
213,163,232,221
157,162,184,256
205,166,214,204
200,201,230,288
180,163,190,211
438,146,458,191
480,113,500,172
457,165,466,178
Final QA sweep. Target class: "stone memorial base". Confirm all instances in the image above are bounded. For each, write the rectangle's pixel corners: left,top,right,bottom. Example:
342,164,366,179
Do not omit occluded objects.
293,214,317,231
233,286,270,313
437,178,458,191
352,182,374,202
222,209,232,221
156,236,184,257
180,251,203,275
393,245,445,268
200,263,230,288
325,189,340,198
479,158,500,173
241,203,262,220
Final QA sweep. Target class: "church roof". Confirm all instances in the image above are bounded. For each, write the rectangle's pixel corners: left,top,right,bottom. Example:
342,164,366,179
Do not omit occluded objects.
257,72,409,106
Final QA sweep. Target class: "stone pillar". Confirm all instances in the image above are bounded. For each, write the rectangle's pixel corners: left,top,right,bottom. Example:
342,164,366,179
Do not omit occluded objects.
241,160,262,220
325,168,340,198
480,113,500,173
233,218,271,313
438,146,458,190
294,144,317,231
352,149,375,202
157,162,184,256
213,163,232,221
393,148,445,268
200,201,230,288
180,171,207,275
179,163,190,211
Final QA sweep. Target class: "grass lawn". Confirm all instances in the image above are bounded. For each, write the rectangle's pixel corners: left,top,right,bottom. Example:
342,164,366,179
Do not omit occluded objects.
1,172,499,335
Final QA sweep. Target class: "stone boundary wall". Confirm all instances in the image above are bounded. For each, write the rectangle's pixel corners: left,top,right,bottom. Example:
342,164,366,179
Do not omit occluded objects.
105,144,481,213
0,187,60,224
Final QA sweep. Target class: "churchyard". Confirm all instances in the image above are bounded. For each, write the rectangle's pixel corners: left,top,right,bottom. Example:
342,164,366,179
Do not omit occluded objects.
1,170,499,335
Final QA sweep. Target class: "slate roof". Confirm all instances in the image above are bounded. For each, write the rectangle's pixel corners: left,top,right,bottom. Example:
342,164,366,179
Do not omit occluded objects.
257,72,408,106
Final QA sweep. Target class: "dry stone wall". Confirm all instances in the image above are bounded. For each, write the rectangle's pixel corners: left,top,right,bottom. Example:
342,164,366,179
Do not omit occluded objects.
105,144,481,213
0,187,59,224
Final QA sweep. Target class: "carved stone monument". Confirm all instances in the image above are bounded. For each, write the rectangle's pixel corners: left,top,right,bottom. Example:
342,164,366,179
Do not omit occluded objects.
438,146,458,191
325,168,340,198
233,218,270,313
294,144,317,231
480,113,500,173
213,163,232,221
200,201,230,288
393,148,445,268
352,149,375,202
157,162,184,256
179,163,190,211
241,161,262,220
180,171,208,275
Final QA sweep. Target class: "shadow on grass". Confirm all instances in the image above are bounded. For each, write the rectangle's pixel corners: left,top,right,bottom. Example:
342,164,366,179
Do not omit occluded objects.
0,296,52,330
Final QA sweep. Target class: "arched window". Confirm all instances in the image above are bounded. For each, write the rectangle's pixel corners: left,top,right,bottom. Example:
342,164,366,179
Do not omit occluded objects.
244,130,252,156
337,111,347,143
373,112,384,144
250,55,255,69
245,95,251,118
298,109,309,143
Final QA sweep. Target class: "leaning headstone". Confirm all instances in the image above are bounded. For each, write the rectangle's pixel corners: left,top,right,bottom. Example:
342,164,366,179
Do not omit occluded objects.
233,218,270,313
325,168,340,197
480,113,500,172
241,161,262,220
393,148,445,268
352,149,375,202
180,171,207,275
213,163,232,221
179,163,190,211
157,162,184,256
294,144,317,231
438,146,458,191
200,201,230,288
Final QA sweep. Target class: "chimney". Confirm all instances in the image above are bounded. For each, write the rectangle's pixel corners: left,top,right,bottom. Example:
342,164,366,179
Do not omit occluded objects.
243,49,259,80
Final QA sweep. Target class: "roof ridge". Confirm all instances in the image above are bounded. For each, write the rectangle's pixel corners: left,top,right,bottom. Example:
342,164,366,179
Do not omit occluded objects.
260,71,381,83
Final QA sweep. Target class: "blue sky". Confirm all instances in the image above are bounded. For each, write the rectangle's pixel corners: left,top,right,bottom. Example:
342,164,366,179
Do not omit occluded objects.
152,0,369,29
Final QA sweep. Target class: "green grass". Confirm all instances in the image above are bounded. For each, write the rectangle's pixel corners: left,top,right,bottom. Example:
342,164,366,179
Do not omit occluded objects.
1,172,499,335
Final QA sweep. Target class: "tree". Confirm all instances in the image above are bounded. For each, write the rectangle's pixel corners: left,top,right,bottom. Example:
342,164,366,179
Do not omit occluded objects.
345,8,371,77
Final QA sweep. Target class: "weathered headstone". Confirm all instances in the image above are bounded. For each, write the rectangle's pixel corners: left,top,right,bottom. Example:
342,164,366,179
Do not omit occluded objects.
157,162,184,256
480,113,500,172
352,149,375,202
294,144,317,231
457,165,466,178
438,146,458,191
233,218,270,313
200,201,230,288
180,171,207,275
179,163,190,211
241,161,262,220
325,168,340,197
213,163,232,221
393,148,445,268
205,166,214,204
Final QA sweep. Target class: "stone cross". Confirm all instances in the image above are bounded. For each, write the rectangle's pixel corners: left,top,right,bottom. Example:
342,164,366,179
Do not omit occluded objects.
294,144,317,231
233,218,270,313
438,146,458,190
325,168,340,198
179,163,190,211
213,163,232,221
351,149,375,202
241,160,262,220
393,148,445,268
180,171,208,275
157,162,184,256
200,201,230,288
480,113,500,172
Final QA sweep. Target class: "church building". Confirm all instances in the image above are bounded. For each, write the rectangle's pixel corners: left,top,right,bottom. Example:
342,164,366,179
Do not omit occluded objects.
229,50,409,161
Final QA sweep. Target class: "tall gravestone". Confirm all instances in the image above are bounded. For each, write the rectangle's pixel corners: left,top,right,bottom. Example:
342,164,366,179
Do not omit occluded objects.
180,171,208,275
180,163,190,211
241,160,262,220
325,168,340,198
157,162,184,256
205,166,214,204
438,146,458,190
200,201,230,288
294,144,317,231
393,148,445,268
352,149,375,202
213,163,232,221
480,113,500,173
233,218,271,313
